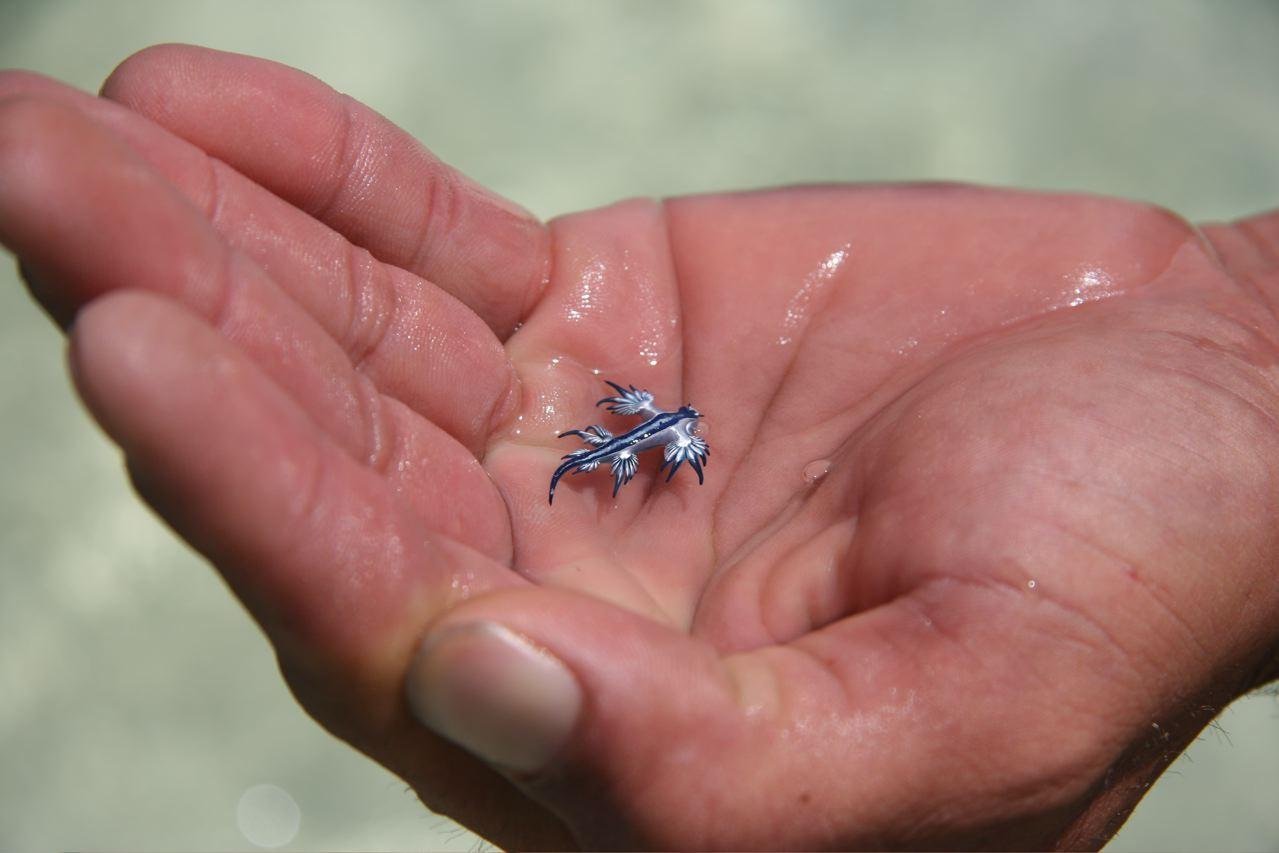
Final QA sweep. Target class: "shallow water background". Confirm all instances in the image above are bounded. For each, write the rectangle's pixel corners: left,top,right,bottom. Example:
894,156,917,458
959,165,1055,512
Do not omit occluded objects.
2,1,1277,849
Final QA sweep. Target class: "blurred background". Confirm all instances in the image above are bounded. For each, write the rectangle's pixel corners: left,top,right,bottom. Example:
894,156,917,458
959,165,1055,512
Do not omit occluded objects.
2,1,1278,849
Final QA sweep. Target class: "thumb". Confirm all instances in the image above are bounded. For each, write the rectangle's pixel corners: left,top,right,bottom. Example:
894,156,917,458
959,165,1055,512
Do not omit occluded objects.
402,582,1142,849
402,587,766,849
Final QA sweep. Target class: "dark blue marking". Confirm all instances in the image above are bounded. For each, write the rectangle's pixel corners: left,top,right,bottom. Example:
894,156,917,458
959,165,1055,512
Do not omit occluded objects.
547,408,698,504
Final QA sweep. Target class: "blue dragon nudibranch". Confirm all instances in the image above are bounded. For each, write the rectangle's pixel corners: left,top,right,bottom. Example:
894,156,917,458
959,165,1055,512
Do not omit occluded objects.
548,380,709,504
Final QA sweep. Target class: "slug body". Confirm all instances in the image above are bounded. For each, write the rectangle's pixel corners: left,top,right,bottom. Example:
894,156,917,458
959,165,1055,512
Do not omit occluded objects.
548,381,709,504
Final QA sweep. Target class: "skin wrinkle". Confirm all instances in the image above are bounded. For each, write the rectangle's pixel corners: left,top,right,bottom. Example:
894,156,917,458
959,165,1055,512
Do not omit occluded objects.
342,241,397,374
408,157,462,292
753,544,782,647
204,246,245,345
1032,453,1246,677
312,93,360,223
1230,299,1279,358
751,515,858,645
704,489,809,608
1161,298,1279,369
1158,361,1279,436
887,585,989,675
482,221,565,451
1239,270,1279,330
914,572,1130,678
1239,219,1279,267
513,219,556,342
899,582,1152,819
202,151,228,234
1198,223,1256,271
1211,235,1278,317
355,375,395,476
478,357,525,462
1012,459,1186,549
1159,333,1279,399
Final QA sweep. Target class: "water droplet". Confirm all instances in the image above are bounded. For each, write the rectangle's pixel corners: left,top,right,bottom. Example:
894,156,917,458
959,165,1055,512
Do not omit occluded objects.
802,459,831,484
591,368,601,375
1027,579,1037,590
648,358,658,366
236,784,301,848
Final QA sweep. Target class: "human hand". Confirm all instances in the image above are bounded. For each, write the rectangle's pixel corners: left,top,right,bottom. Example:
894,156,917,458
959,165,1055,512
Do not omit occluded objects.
2,45,1277,850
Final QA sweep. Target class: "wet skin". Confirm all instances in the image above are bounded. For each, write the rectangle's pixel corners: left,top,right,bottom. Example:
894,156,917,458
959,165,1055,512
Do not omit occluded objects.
2,45,1279,850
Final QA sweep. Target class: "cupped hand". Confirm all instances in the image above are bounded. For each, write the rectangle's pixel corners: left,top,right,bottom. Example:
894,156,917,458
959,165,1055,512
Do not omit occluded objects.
3,45,1278,850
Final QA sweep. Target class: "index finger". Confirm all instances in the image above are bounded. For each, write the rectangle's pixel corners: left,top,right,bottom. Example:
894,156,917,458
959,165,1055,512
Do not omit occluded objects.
101,44,551,338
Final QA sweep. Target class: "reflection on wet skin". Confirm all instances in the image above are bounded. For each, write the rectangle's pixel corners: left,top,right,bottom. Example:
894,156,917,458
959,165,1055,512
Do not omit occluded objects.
1060,264,1118,310
778,243,852,347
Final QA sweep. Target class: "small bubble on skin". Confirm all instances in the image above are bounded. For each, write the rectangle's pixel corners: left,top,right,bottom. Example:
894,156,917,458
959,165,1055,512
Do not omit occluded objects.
802,459,832,484
550,356,561,366
591,368,601,375
648,358,658,366
1027,579,1037,590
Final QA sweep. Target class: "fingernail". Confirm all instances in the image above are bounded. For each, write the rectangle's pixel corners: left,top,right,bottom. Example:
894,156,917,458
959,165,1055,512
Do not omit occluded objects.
406,622,581,774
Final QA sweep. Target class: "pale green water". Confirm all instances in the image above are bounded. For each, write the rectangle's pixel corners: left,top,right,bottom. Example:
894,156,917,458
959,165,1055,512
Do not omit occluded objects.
1,1,1277,849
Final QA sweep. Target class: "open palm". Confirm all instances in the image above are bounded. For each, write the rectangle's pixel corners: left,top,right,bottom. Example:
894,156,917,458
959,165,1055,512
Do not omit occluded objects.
3,46,1278,850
